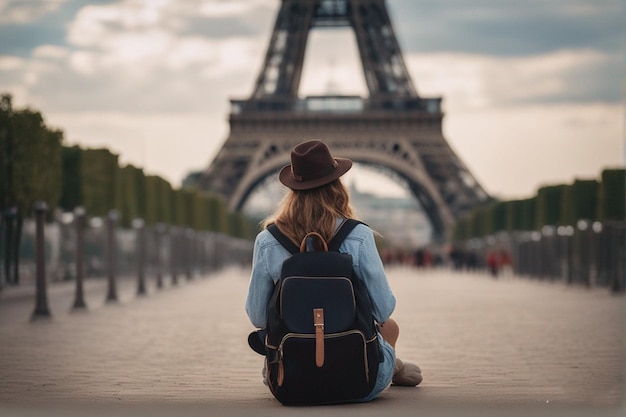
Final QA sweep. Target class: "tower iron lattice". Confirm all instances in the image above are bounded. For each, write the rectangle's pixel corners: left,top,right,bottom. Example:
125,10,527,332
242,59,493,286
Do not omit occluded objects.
200,0,490,240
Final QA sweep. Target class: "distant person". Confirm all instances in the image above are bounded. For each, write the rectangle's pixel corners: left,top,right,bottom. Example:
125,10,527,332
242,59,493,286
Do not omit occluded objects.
487,250,499,277
246,140,422,403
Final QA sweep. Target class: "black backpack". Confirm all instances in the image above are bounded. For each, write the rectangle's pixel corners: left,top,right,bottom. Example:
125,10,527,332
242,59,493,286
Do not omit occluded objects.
256,219,382,405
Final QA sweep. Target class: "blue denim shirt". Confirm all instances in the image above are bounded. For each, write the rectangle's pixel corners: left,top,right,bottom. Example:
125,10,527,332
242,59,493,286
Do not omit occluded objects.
245,221,396,328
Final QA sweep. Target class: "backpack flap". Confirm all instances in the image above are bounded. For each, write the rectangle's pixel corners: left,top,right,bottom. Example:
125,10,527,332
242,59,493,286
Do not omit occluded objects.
280,274,356,333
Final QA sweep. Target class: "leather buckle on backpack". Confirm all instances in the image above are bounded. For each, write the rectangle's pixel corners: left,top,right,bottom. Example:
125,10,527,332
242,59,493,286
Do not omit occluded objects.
313,308,325,367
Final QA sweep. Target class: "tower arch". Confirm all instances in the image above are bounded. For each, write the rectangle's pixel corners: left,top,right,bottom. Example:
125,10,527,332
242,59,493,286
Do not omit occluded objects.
200,0,490,240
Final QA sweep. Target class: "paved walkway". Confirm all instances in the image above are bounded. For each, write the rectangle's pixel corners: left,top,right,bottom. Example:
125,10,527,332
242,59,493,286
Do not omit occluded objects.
0,266,624,417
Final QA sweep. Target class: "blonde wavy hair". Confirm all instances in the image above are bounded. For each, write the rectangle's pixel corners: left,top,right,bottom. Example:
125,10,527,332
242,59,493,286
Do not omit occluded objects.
263,178,356,245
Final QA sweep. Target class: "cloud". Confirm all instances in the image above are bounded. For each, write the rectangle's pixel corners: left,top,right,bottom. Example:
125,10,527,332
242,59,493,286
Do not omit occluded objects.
0,23,65,57
443,102,624,199
0,0,78,57
0,0,68,24
295,1,621,107
66,0,273,44
4,0,619,115
0,55,24,70
0,0,622,193
32,44,70,59
389,0,622,57
198,0,269,18
0,0,270,113
404,49,620,110
487,50,622,105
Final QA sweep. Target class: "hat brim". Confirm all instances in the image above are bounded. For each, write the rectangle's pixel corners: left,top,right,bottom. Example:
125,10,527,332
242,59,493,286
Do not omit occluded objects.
279,158,352,190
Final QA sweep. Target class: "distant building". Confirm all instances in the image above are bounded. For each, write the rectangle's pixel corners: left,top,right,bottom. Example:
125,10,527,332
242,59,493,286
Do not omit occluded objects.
347,183,432,248
182,171,202,189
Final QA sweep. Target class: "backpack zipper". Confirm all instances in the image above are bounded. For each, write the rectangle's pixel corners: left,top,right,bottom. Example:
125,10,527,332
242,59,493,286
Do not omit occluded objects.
277,330,377,382
279,276,356,317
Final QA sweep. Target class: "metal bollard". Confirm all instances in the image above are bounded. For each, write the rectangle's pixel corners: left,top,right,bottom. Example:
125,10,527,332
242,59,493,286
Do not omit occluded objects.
2,206,18,286
170,227,179,286
155,223,165,289
185,228,194,280
105,209,119,303
72,207,87,309
133,218,146,296
32,201,51,319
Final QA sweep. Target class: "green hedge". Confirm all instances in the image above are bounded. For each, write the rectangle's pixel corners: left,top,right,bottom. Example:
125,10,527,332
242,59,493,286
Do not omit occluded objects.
117,165,146,228
487,201,506,235
158,177,173,225
453,168,625,239
452,215,471,241
561,179,599,226
598,169,625,221
208,193,228,233
535,184,567,228
504,197,536,231
60,145,254,238
192,193,210,230
59,145,82,212
1,94,257,242
80,148,120,217
1,106,63,216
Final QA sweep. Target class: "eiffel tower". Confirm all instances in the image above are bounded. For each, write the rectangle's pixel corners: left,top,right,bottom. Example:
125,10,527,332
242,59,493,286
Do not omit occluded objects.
199,0,490,240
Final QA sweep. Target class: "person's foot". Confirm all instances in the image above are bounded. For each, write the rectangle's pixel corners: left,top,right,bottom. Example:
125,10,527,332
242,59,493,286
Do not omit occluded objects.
262,364,268,386
392,358,422,386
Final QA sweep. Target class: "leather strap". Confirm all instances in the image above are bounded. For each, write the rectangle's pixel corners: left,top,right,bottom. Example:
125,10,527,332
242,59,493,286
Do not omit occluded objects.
313,308,325,367
299,232,328,253
277,360,284,386
268,219,365,254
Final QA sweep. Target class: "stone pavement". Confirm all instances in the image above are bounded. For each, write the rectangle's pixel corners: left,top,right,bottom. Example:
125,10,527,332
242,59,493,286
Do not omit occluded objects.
0,266,624,417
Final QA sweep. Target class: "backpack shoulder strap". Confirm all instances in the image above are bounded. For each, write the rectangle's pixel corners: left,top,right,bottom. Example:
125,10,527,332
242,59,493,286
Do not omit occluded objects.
268,219,366,254
328,219,365,252
267,224,299,255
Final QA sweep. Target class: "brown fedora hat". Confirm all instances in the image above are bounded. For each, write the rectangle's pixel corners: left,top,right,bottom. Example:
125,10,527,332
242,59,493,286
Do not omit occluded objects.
279,140,352,190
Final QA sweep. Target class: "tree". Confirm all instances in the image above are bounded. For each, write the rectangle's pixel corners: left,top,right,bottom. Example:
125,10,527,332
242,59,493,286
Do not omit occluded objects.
117,164,146,228
80,148,119,217
535,185,566,228
598,169,625,222
561,179,599,225
0,94,63,284
59,145,83,211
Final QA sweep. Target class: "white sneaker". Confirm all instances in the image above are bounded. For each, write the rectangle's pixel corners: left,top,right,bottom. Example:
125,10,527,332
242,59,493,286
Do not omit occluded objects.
392,358,422,386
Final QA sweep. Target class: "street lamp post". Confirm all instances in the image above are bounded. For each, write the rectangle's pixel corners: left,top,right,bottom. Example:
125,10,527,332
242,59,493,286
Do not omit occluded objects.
170,227,179,286
155,223,165,289
133,218,146,296
72,206,87,309
576,219,590,286
2,206,18,286
557,225,575,283
105,209,119,303
185,228,194,280
32,201,51,319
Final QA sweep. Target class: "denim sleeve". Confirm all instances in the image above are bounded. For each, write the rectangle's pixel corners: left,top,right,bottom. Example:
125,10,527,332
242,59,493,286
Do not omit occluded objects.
342,224,396,323
245,232,277,328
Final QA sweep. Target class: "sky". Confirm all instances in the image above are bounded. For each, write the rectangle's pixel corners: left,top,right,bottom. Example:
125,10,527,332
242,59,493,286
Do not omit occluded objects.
0,0,623,202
